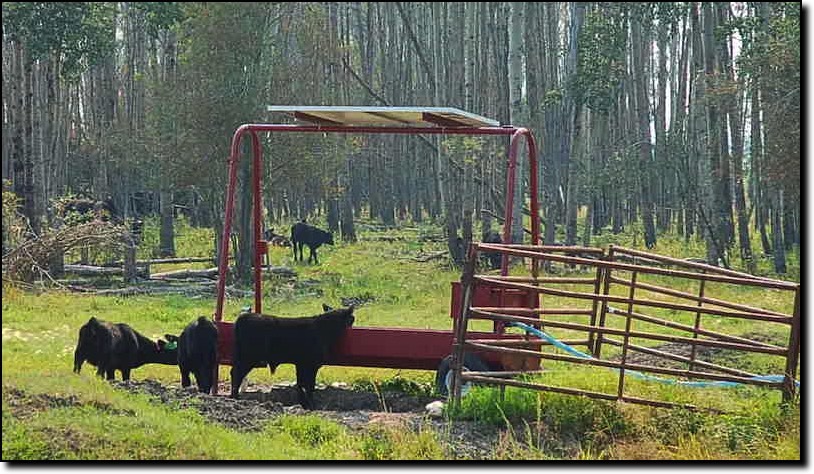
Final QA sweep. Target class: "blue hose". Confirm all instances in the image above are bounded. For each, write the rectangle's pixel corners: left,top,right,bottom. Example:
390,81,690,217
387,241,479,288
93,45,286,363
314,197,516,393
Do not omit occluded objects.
506,321,800,389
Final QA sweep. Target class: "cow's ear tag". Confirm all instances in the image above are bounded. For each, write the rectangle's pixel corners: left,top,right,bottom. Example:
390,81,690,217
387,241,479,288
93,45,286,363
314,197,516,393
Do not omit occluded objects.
165,341,177,350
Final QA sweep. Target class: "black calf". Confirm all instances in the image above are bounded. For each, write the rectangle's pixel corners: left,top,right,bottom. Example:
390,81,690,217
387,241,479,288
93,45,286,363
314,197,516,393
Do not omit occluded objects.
230,304,354,409
167,316,218,393
291,221,334,264
73,317,178,381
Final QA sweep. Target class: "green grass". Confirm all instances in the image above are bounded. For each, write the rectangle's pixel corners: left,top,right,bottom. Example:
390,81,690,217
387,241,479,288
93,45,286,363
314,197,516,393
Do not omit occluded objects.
2,217,801,460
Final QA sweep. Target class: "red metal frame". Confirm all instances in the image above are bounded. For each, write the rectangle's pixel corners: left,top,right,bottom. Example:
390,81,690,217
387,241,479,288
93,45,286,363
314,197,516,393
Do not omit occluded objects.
212,122,540,392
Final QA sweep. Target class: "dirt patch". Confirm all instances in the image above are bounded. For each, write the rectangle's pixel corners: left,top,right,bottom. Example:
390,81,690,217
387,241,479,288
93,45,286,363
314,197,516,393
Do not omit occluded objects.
340,294,377,308
108,379,505,459
3,386,135,419
610,331,787,373
613,341,723,369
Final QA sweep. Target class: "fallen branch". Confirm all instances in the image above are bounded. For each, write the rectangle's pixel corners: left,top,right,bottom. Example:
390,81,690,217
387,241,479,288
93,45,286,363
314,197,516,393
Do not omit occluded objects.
107,256,231,266
64,264,148,278
70,282,251,298
412,250,448,262
263,266,297,278
364,235,406,242
3,220,134,283
150,267,219,280
481,209,532,236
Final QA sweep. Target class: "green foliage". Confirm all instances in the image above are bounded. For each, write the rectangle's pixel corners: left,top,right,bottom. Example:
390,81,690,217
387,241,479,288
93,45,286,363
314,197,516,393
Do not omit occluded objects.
449,387,628,445
442,136,486,166
2,2,116,79
649,408,707,445
538,393,629,443
357,426,443,460
2,411,64,460
2,183,25,248
132,2,184,37
541,88,564,109
575,6,627,112
136,215,214,260
737,3,800,198
448,385,538,426
358,428,396,460
352,374,434,398
275,415,344,447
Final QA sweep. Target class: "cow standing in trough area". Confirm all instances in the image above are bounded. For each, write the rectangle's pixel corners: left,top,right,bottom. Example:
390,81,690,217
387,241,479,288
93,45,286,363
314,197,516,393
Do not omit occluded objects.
73,317,178,381
230,304,355,409
165,316,218,393
291,221,334,264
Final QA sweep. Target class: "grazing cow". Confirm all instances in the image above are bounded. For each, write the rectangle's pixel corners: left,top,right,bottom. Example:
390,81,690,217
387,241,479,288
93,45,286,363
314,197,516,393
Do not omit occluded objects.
230,304,355,409
73,317,178,381
263,227,292,248
165,316,218,393
290,221,334,264
482,230,503,270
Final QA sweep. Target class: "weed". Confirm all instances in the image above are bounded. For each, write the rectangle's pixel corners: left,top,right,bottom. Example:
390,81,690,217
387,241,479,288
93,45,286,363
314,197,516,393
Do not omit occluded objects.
358,428,395,460
276,415,343,447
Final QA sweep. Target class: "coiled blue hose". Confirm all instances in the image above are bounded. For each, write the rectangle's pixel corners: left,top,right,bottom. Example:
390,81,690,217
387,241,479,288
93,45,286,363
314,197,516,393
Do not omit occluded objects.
506,321,800,389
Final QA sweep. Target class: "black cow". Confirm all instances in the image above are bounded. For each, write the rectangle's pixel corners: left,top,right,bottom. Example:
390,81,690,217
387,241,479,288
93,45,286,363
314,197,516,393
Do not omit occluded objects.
73,316,178,381
291,221,334,264
165,316,218,393
482,230,503,270
230,304,355,409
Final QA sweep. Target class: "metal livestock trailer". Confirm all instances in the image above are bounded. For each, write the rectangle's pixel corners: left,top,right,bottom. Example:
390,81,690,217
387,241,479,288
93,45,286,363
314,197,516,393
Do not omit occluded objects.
211,106,542,394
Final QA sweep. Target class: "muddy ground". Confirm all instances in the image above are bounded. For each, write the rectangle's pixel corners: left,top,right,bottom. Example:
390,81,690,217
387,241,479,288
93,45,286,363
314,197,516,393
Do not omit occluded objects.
104,379,504,459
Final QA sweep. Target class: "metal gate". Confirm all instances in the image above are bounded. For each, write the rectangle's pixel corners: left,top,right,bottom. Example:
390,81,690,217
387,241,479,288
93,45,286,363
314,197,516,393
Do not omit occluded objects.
450,244,800,412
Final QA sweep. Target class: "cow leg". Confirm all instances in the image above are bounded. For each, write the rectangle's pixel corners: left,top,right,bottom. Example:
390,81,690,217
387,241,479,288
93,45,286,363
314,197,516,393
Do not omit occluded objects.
180,366,192,388
296,364,318,409
106,368,116,380
73,352,84,373
96,366,105,378
121,368,131,381
230,361,252,398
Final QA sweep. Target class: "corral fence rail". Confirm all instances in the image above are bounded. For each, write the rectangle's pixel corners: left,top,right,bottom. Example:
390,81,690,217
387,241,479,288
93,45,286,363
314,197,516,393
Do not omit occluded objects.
450,244,800,412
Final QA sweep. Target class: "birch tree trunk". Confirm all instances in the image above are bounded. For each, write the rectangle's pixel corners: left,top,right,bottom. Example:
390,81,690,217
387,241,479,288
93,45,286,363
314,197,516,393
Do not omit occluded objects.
508,1,525,245
631,14,657,248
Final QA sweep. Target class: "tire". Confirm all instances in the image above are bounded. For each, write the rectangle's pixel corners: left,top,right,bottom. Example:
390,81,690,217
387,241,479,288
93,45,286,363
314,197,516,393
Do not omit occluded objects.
435,353,489,397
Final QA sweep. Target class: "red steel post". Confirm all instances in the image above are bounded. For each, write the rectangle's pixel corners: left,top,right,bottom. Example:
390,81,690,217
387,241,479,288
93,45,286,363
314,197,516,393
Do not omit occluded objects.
525,129,540,247
252,131,263,314
501,133,520,275
215,125,252,322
